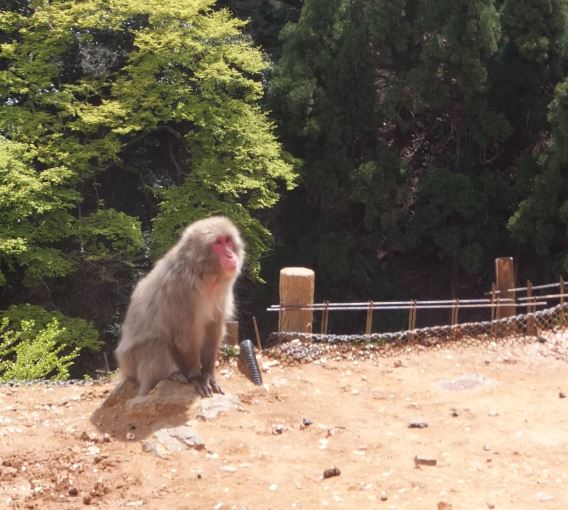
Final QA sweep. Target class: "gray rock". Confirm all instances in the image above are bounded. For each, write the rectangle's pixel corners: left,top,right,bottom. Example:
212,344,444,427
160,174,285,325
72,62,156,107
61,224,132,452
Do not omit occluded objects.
167,425,205,450
142,424,205,456
125,380,200,415
197,393,240,421
439,373,496,391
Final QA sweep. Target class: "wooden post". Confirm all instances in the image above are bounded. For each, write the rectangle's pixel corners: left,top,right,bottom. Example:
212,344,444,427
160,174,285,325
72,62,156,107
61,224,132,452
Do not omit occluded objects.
526,280,537,336
251,316,262,350
560,277,566,327
490,282,496,335
225,321,239,345
365,301,374,335
278,267,315,334
321,300,329,335
495,257,516,319
451,299,460,326
408,300,417,331
407,300,417,342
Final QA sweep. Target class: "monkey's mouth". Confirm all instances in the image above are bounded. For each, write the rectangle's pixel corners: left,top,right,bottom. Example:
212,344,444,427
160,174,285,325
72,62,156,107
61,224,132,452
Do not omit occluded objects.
221,256,238,272
221,263,238,274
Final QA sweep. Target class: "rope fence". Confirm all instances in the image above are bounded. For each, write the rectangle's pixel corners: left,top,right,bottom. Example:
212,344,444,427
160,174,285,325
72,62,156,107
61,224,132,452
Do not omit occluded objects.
265,278,568,362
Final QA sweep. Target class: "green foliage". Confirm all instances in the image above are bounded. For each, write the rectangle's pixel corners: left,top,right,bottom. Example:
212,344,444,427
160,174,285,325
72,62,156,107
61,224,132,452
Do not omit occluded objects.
219,343,240,360
78,208,143,260
549,78,568,158
501,0,568,66
0,304,100,381
417,0,501,99
0,319,79,381
509,78,568,273
0,0,296,296
405,167,488,274
269,0,392,292
269,0,568,298
0,138,77,285
2,304,101,352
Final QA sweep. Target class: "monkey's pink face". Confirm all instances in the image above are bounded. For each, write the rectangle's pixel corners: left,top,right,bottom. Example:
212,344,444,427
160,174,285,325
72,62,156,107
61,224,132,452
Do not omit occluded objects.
212,236,239,273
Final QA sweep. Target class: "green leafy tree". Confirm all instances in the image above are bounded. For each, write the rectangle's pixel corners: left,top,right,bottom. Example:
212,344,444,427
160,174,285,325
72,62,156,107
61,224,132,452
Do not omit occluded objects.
0,138,78,285
505,1,568,276
509,78,568,273
270,0,403,295
404,167,488,291
0,0,296,328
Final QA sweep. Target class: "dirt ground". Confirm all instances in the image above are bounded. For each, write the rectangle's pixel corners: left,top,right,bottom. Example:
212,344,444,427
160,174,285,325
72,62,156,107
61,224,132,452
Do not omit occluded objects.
1,338,567,510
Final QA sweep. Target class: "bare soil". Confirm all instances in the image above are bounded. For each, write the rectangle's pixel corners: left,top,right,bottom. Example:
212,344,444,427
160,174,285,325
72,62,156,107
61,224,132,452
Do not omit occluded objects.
1,339,568,510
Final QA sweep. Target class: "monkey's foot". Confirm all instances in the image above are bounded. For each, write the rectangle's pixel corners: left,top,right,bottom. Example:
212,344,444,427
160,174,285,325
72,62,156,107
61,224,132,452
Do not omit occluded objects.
189,374,224,397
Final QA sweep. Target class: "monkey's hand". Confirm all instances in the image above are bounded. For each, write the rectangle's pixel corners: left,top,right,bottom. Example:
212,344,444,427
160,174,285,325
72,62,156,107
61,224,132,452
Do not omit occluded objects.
190,373,224,397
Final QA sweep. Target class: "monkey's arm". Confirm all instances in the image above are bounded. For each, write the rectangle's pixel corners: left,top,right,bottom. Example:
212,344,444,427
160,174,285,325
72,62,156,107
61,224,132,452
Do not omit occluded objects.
190,321,225,397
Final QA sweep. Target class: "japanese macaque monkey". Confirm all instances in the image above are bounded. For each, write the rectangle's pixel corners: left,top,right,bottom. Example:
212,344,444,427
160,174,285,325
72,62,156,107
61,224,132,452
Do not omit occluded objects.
114,216,245,397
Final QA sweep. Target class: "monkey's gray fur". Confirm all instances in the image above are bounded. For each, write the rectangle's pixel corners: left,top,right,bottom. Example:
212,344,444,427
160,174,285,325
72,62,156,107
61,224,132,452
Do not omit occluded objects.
114,216,245,397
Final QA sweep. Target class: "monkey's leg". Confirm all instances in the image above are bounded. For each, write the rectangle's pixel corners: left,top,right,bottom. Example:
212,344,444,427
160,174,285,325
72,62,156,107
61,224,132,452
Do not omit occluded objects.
136,340,188,395
189,321,225,397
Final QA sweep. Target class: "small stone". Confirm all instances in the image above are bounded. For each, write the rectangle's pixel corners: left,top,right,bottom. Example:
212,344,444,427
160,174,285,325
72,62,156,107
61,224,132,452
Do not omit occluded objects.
535,491,554,502
408,421,428,429
68,487,78,496
85,445,100,456
126,432,136,441
414,456,437,467
559,392,566,399
380,492,388,501
80,431,93,442
450,409,459,417
483,444,491,452
322,467,341,479
269,484,278,492
272,424,286,435
83,495,92,505
437,503,452,510
302,418,313,427
487,503,495,509
393,360,403,368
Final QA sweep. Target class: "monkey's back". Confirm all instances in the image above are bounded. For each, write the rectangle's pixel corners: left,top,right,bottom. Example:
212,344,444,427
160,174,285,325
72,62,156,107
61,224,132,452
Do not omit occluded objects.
115,250,200,364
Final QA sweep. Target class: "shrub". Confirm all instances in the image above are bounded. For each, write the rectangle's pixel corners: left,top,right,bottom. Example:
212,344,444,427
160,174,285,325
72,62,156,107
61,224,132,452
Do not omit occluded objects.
0,305,101,381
